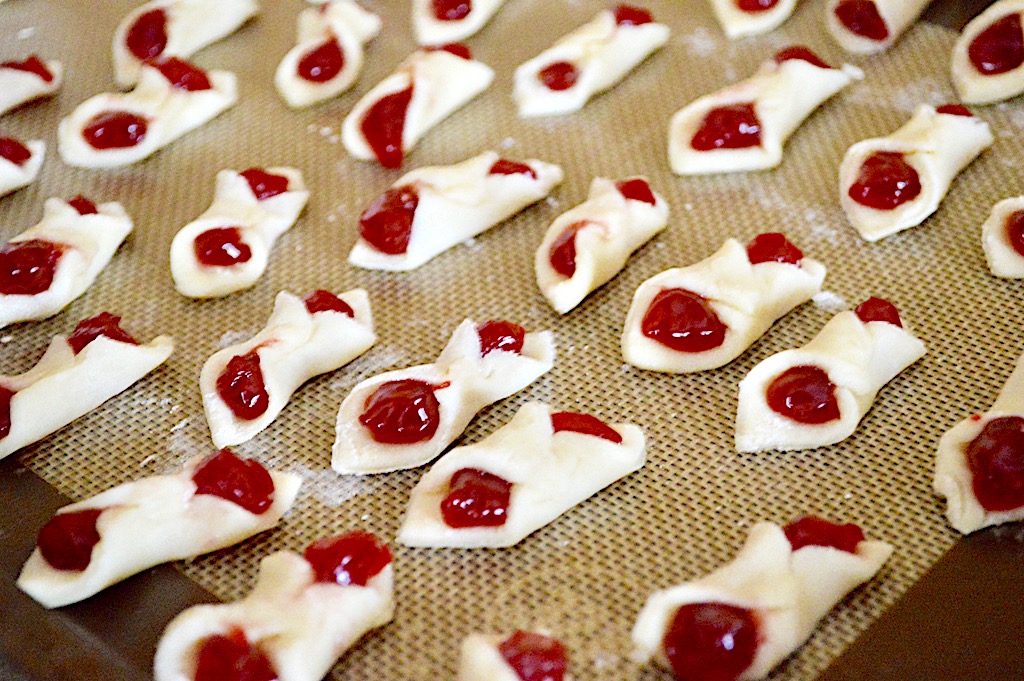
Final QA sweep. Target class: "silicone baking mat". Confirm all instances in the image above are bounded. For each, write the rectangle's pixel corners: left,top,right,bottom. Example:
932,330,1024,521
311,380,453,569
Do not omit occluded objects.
0,0,1018,679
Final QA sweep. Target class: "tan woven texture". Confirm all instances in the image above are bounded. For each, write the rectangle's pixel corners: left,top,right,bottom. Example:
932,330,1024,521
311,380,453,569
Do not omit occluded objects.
1,0,1020,679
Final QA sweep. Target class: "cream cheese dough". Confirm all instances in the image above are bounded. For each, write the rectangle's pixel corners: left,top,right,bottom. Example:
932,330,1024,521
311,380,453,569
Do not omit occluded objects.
669,48,861,175
513,6,669,117
458,631,568,681
0,56,62,117
18,450,300,608
332,319,554,475
350,151,563,271
398,402,645,548
839,105,993,242
413,0,505,45
201,289,376,448
952,0,1024,105
982,196,1024,277
170,167,309,298
825,0,930,54
709,0,799,39
0,137,44,199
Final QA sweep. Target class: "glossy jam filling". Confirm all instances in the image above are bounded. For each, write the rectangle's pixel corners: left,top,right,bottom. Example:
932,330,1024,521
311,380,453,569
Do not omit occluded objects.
82,111,149,150
766,365,840,425
0,240,63,296
538,61,579,91
735,0,779,13
663,602,759,681
616,178,657,205
68,196,99,215
0,137,31,166
192,449,276,514
216,351,270,421
440,467,512,528
303,289,354,316
425,43,473,60
68,312,140,354
936,104,973,117
1,55,54,82
490,159,537,179
359,379,442,444
151,57,212,91
359,185,419,255
125,8,168,61
499,630,568,681
614,5,654,25
774,46,832,69
965,415,1024,512
548,221,590,278
641,288,727,353
361,85,413,169
194,630,277,681
848,151,921,211
968,13,1024,76
833,0,889,41
432,0,471,21
784,516,864,553
691,103,762,152
551,412,622,444
194,227,252,267
854,296,902,327
37,508,104,572
1005,209,1024,257
477,320,526,356
0,385,13,441
746,232,803,265
240,168,289,200
304,531,392,586
298,36,345,83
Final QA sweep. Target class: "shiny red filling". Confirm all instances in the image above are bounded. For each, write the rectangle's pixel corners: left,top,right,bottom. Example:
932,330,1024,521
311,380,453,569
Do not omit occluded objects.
477,320,526,356
746,232,803,265
359,185,419,255
68,196,99,215
0,137,31,166
641,288,727,353
1005,210,1024,257
432,0,471,21
0,240,63,296
425,43,473,60
551,412,622,444
359,379,442,445
538,61,579,91
125,8,168,61
834,0,889,41
766,365,840,425
1,55,54,82
240,168,289,200
298,36,345,83
854,296,902,327
548,221,589,278
37,508,104,572
784,516,864,553
663,602,759,681
969,13,1024,76
936,104,973,117
774,46,832,69
82,111,148,150
216,351,270,421
490,159,537,179
191,449,276,514
303,289,354,316
68,312,139,354
0,385,13,441
150,57,212,91
194,227,252,267
616,178,657,205
691,103,762,151
361,86,413,169
966,416,1024,512
194,629,277,681
304,531,392,586
735,0,779,12
499,630,568,681
614,5,654,25
848,151,921,211
441,467,512,528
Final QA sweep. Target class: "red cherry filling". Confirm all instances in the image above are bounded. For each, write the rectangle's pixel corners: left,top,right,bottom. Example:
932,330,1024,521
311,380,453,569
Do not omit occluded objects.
691,103,762,151
663,602,759,681
361,86,413,169
854,296,902,327
969,13,1024,76
36,508,104,572
746,232,803,265
68,196,99,215
834,0,889,41
1005,210,1024,257
194,227,252,267
499,630,568,681
216,351,270,421
0,240,64,296
432,0,471,21
298,36,345,83
936,104,973,117
192,449,276,514
125,8,168,61
304,531,392,586
736,0,779,12
641,288,727,353
240,168,290,200
425,43,473,60
82,111,148,150
194,629,277,681
359,379,442,445
303,290,354,316
551,412,622,444
0,137,31,166
616,178,657,205
548,221,590,278
477,320,526,356
359,185,419,255
150,57,212,91
538,61,579,91
614,5,654,26
1,55,54,82
68,312,139,354
0,385,13,440
766,365,841,425
966,415,1024,512
848,151,921,211
440,467,512,528
774,46,832,69
784,516,864,553
490,159,537,179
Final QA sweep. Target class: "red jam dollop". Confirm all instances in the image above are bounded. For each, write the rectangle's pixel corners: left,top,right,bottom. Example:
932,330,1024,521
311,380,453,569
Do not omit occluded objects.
774,46,832,69
82,111,148,150
216,351,270,421
361,86,413,169
965,415,1024,512
848,151,921,211
616,178,657,205
936,104,973,117
125,8,168,61
36,508,104,572
1,55,54,82
766,365,841,425
192,449,276,514
194,629,277,681
0,385,13,440
432,0,471,21
240,168,289,200
0,137,31,166
746,232,803,265
968,13,1024,76
641,288,727,353
490,159,537,179
304,531,392,586
68,312,139,354
477,320,526,356
68,196,99,215
1005,209,1024,257
0,240,63,296
784,516,864,553
499,630,568,681
359,185,419,255
425,43,473,60
551,411,622,444
538,61,579,91
304,289,354,316
440,467,512,528
663,602,759,681
736,0,779,13
854,296,902,327
298,37,345,83
834,0,889,41
548,221,590,278
359,379,442,445
150,57,212,91
614,5,654,26
691,103,762,151
194,227,252,267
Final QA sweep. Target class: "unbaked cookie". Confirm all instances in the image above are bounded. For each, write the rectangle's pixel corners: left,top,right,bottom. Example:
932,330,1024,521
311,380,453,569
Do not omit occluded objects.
0,137,44,198
952,0,1024,105
709,0,799,39
0,56,62,117
982,196,1024,277
413,0,506,45
825,0,931,54
458,630,568,681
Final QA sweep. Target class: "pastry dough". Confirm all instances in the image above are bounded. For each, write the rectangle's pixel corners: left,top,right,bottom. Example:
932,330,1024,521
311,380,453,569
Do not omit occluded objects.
0,138,44,198
113,0,258,87
952,0,1024,105
621,236,826,373
982,196,1024,277
632,522,892,678
58,59,237,169
825,0,930,54
169,167,309,298
513,7,669,117
201,289,376,448
413,0,505,45
0,57,63,117
398,402,645,548
0,198,134,329
535,177,669,315
332,319,555,475
341,47,494,168
458,631,567,681
669,51,861,175
349,151,564,271
17,452,300,608
709,0,799,39
735,306,925,452
839,105,993,241
275,0,382,109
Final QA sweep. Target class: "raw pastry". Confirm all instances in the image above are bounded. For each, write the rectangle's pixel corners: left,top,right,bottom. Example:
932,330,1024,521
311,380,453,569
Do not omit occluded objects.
201,289,376,448
632,519,892,681
350,151,564,271
669,47,861,175
0,197,134,329
951,0,1024,105
622,233,826,373
459,630,568,681
332,319,554,475
0,312,173,460
341,45,494,168
735,297,925,452
398,401,645,548
0,56,62,117
709,0,799,39
982,196,1024,277
535,176,668,314
113,0,258,87
154,530,392,681
0,137,44,198
513,5,669,117
825,0,930,54
169,167,309,298
935,351,1024,534
17,449,300,608
413,0,506,45
839,104,993,241
58,57,237,169
275,0,382,109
